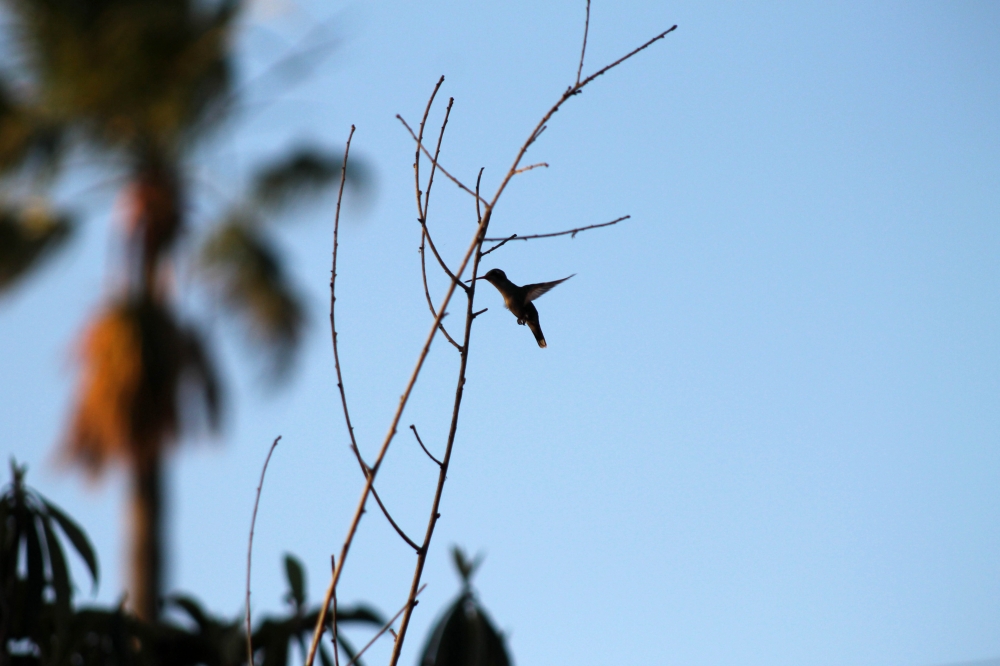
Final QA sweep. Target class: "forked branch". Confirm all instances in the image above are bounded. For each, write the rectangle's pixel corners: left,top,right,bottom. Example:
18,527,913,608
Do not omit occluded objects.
485,215,630,244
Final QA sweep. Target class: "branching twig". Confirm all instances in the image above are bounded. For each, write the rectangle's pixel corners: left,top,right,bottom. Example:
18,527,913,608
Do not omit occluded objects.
417,94,466,348
342,585,427,666
472,308,488,319
386,19,676,666
576,0,591,86
419,99,467,292
485,215,630,243
306,177,490,666
398,115,487,205
246,436,281,666
481,234,518,257
578,25,677,90
410,425,442,467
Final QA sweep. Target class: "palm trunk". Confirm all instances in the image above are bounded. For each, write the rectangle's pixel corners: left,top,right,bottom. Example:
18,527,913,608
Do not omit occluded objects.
128,453,163,621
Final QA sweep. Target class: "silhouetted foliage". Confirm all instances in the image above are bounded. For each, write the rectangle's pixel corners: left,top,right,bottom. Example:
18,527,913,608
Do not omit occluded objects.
418,548,511,666
0,463,385,666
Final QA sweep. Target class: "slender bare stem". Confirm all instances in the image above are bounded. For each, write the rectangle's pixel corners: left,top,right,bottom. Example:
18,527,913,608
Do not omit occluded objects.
246,435,281,666
342,585,426,666
475,168,484,223
513,162,549,175
578,25,677,89
398,115,487,205
413,75,445,222
485,215,630,243
410,425,442,467
576,0,591,85
330,556,339,666
481,234,518,257
417,93,464,350
367,480,420,552
419,243,462,351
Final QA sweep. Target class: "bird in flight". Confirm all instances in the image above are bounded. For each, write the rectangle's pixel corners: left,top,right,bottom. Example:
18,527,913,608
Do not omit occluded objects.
477,268,574,348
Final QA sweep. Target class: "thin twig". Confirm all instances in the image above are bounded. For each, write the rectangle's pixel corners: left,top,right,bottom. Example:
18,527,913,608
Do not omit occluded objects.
576,0,591,86
342,585,427,666
367,480,421,552
419,244,462,351
330,556,339,666
410,425,442,467
246,436,281,666
398,115,487,205
578,26,677,90
485,215,630,243
475,168,485,223
415,89,463,348
419,99,467,292
481,234,518,257
422,96,453,223
472,308,488,319
414,76,446,222
330,126,366,473
513,162,549,175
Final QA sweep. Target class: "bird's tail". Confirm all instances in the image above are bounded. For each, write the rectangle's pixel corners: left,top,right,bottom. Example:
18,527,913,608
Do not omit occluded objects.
527,321,547,348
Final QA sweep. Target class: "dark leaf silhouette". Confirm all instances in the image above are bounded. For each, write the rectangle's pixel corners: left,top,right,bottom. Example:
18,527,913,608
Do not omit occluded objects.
0,205,73,293
419,547,512,666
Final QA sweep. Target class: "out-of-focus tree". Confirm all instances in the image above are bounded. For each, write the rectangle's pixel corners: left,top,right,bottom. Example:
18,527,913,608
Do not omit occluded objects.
0,462,385,665
418,547,512,666
0,0,362,621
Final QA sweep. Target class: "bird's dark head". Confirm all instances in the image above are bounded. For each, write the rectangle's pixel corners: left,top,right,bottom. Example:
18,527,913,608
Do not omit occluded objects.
478,268,507,284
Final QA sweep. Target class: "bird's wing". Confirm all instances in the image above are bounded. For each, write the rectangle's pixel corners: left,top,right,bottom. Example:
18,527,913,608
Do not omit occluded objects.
524,274,575,302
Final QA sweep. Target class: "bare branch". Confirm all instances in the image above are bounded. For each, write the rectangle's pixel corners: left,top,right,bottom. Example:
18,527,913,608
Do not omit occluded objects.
246,436,281,666
576,0,591,86
578,25,677,90
418,243,463,351
422,96,454,223
387,21,676,666
330,556,339,666
413,75,445,221
475,168,485,223
367,480,421,552
330,126,367,474
398,114,488,204
513,162,549,175
343,585,427,666
472,308,488,319
485,215,630,243
481,234,518,257
410,425,442,467
487,26,676,215
414,88,465,346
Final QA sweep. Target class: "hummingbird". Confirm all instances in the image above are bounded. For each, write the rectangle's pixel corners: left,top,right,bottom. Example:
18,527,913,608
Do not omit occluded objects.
476,268,574,348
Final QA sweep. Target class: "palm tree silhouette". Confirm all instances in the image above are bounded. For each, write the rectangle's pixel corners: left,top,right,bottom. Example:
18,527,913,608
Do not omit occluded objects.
0,0,359,621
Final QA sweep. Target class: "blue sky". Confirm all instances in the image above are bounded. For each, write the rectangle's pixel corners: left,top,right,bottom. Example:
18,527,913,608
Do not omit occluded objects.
2,2,998,665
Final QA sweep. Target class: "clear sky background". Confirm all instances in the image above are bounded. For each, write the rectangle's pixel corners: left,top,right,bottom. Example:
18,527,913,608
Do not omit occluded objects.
2,2,998,665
